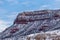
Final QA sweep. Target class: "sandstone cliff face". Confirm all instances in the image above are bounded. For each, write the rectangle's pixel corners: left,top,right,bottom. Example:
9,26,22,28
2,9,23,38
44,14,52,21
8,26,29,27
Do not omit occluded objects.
0,10,60,39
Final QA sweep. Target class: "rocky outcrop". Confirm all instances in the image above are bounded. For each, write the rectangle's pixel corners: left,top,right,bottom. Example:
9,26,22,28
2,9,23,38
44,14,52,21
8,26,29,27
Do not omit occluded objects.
0,10,60,39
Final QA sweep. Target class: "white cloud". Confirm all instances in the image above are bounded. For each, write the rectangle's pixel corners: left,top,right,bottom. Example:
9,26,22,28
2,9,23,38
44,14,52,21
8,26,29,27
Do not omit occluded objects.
0,20,11,32
39,5,52,10
21,1,35,6
38,0,60,10
5,0,19,5
0,12,20,32
7,12,18,18
0,11,19,32
21,1,30,5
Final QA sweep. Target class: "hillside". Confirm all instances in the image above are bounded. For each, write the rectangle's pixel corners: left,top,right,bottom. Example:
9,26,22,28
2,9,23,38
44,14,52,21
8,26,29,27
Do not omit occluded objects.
0,10,60,40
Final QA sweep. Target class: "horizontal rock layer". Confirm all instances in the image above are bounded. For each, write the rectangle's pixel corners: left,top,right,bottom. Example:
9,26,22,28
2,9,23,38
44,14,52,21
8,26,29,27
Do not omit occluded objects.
0,10,60,39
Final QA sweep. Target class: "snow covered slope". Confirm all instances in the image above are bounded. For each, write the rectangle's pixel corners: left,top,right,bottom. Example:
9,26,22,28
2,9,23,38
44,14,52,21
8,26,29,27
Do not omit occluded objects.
0,10,60,39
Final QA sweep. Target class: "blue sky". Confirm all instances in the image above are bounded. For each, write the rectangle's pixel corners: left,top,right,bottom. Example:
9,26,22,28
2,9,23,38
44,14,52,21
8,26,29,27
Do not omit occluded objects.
0,0,60,32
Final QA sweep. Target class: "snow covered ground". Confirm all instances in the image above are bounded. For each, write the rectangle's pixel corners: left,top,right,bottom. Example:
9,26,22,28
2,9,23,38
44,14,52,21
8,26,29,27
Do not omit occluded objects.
26,30,60,40
1,30,60,40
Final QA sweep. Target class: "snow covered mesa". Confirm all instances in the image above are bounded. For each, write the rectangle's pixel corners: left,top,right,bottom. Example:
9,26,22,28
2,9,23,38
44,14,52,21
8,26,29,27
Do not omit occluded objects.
0,10,60,40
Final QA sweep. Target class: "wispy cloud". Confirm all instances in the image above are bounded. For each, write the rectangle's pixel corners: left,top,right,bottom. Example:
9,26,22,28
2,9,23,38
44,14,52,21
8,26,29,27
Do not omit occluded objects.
7,12,18,20
21,1,31,5
0,9,17,32
39,5,51,10
0,19,11,32
0,12,18,32
5,0,19,5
